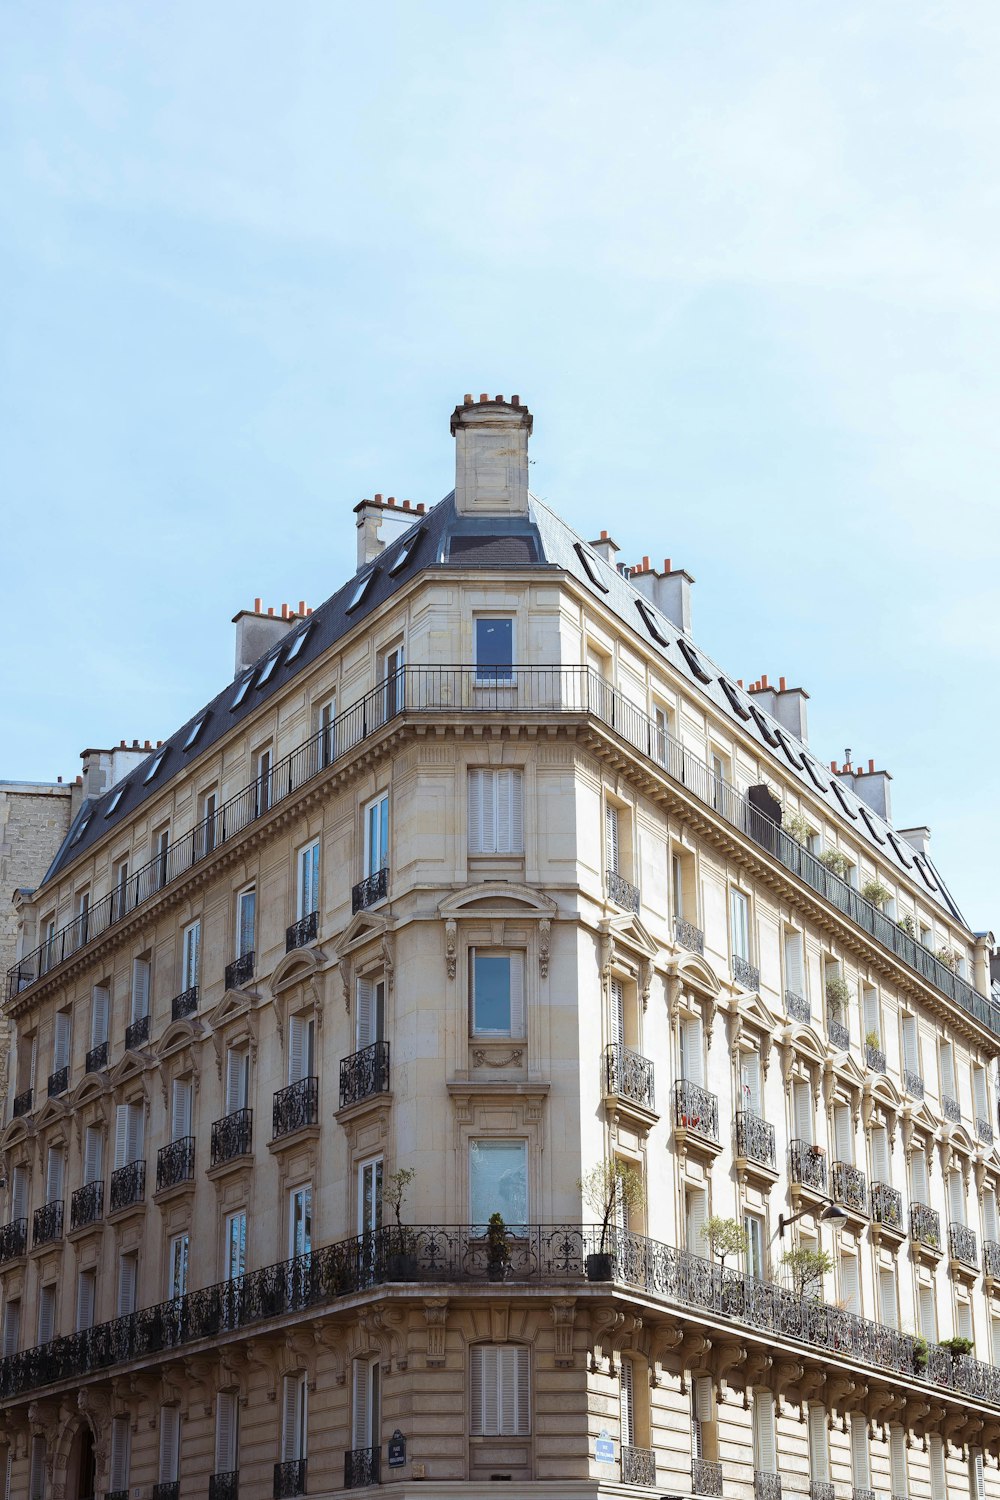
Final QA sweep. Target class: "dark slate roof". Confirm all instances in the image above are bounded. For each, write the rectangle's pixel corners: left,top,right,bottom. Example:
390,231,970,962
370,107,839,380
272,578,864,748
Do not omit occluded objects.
41,488,966,928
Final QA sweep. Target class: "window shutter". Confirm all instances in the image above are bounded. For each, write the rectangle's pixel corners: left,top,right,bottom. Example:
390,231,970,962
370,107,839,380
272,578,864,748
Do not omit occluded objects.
470,1346,485,1436
950,1170,966,1225
131,957,150,1020
38,1286,55,1344
741,1050,762,1115
239,890,256,958
834,1105,853,1164
808,1404,829,1482
958,1300,974,1343
226,1048,248,1115
694,1375,713,1425
878,1268,898,1328
282,1373,303,1462
45,1147,63,1205
215,1391,237,1474
890,1426,907,1497
507,771,524,853
863,987,879,1038
498,1346,526,1437
753,1390,776,1474
118,1254,137,1316
10,1168,27,1224
682,1016,704,1086
76,1270,95,1332
114,1104,129,1171
53,1013,71,1071
850,1413,870,1487
352,1358,372,1448
940,1042,956,1098
476,1347,500,1436
468,770,487,853
29,1437,45,1500
991,1317,1000,1367
619,1354,634,1447
794,1080,813,1144
686,1188,707,1250
871,1126,889,1184
972,1449,987,1500
929,1435,946,1500
84,1126,103,1185
784,931,804,997
918,1284,937,1341
159,1406,180,1485
976,1067,990,1121
356,978,375,1051
126,1102,144,1165
288,1015,306,1085
605,804,619,875
496,771,513,854
508,953,525,1038
2,1301,20,1358
610,979,624,1050
902,1016,919,1074
986,1190,999,1245
840,1254,860,1315
730,890,749,960
171,1079,192,1142
911,1149,929,1203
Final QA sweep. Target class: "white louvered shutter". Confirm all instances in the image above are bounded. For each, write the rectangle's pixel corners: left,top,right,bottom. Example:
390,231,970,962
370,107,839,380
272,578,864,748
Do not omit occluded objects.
84,1125,103,1185
976,1067,991,1123
508,952,525,1037
114,1104,129,1170
468,770,488,853
686,1188,707,1251
991,1318,1000,1366
605,804,619,875
692,1377,713,1455
958,1300,974,1344
496,770,523,854
911,1148,929,1204
971,1449,987,1500
126,1102,144,1165
850,1413,870,1487
929,1435,946,1500
356,978,375,1051
171,1079,192,1142
784,930,805,998
499,1347,529,1436
878,1267,898,1328
110,1418,130,1491
53,1012,71,1071
902,1016,919,1075
890,1427,907,1498
76,1270,95,1332
940,1042,956,1099
741,1050,762,1115
808,1405,829,1482
159,1406,180,1484
117,1254,137,1316
238,889,255,958
681,1016,704,1086
840,1255,860,1315
37,1285,55,1344
226,1048,248,1114
619,1355,634,1447
919,1284,937,1340
985,1189,999,1245
753,1390,776,1473
131,957,150,1020
863,987,879,1038
29,1437,45,1500
288,1015,306,1084
871,1126,889,1184
834,1105,853,1164
793,1079,813,1144
352,1358,372,1448
10,1167,27,1225
609,978,624,1050
45,1147,63,1205
950,1170,966,1225
282,1372,305,1462
215,1391,237,1474
90,986,110,1048
2,1301,20,1358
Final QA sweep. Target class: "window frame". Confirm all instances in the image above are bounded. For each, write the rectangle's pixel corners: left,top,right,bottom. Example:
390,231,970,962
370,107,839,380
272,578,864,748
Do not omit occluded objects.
474,617,515,685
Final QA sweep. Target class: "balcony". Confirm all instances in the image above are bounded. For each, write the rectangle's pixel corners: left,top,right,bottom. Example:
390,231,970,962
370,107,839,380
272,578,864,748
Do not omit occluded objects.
171,986,198,1021
286,911,318,952
852,1491,875,1500
209,1474,238,1500
70,1180,104,1232
352,867,388,914
949,1220,978,1268
621,1445,655,1485
864,1042,886,1073
978,1116,994,1146
274,1458,307,1498
832,1161,868,1216
156,1137,195,1192
345,1447,380,1489
85,1042,108,1073
903,1069,924,1099
153,1484,180,1500
339,1042,390,1111
910,1202,941,1251
12,1088,32,1119
827,1012,850,1051
732,954,760,992
604,1043,655,1114
125,1014,150,1051
106,1491,128,1500
985,1240,1000,1280
871,1182,903,1233
673,1080,719,1144
692,1458,723,1496
810,1484,834,1500
755,1474,781,1500
47,1066,68,1098
273,1077,319,1140
606,870,640,913
735,1111,776,1169
673,915,704,956
212,1108,253,1167
789,1139,827,1193
109,1160,146,1214
225,952,254,991
0,1219,27,1263
32,1200,63,1247
942,1093,960,1124
785,989,810,1024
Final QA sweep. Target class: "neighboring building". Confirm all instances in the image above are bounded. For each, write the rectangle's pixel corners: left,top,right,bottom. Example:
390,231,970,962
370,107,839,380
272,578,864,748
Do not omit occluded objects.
3,395,1000,1500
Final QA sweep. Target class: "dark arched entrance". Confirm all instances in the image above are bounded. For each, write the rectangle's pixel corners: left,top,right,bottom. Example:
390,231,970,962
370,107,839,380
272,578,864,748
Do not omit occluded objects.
66,1424,96,1500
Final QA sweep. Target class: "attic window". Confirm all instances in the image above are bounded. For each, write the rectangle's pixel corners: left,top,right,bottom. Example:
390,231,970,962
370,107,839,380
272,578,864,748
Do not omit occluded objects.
143,750,166,785
860,807,887,845
749,704,780,747
831,781,859,819
803,757,831,792
389,527,424,576
887,831,914,869
719,678,752,721
70,810,93,846
574,543,610,593
914,855,939,892
677,639,713,684
183,715,208,752
104,785,127,818
230,673,254,710
635,599,670,646
285,623,312,662
256,652,281,688
775,728,804,770
346,569,378,612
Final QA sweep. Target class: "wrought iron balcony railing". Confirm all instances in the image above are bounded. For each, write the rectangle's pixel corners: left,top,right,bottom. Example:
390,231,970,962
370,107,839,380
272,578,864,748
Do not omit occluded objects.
871,1182,903,1232
910,1202,941,1250
345,1446,380,1489
286,911,318,952
152,1483,180,1500
109,1159,146,1214
985,1240,1000,1280
832,1161,868,1215
125,1014,150,1051
622,1445,655,1485
106,1490,128,1500
12,1088,32,1119
809,1483,835,1500
606,870,640,913
827,1013,850,1051
789,1139,827,1193
0,1220,27,1263
785,989,810,1024
352,867,389,913
212,1108,253,1166
171,986,198,1021
339,1042,390,1110
755,1474,782,1500
209,1472,238,1500
673,915,704,956
978,1116,994,1146
604,1043,655,1111
735,1111,775,1168
156,1137,195,1192
865,1042,886,1073
852,1489,875,1500
942,1092,960,1123
225,952,254,991
273,1077,319,1139
274,1457,307,1498
949,1220,978,1267
86,1041,108,1073
692,1457,724,1496
70,1180,104,1232
32,1200,63,1247
673,1080,719,1142
47,1066,68,1098
903,1069,924,1099
733,954,760,992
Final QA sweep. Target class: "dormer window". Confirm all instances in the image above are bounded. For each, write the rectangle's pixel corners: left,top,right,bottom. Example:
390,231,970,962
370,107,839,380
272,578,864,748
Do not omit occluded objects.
71,809,93,846
388,527,424,576
285,623,312,662
256,652,281,688
230,673,254,710
635,599,670,646
346,569,377,612
183,715,207,751
574,542,610,593
104,785,127,817
143,750,166,785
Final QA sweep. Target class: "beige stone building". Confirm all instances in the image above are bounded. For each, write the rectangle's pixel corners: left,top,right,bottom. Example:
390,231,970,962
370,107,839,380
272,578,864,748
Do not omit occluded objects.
3,395,1000,1500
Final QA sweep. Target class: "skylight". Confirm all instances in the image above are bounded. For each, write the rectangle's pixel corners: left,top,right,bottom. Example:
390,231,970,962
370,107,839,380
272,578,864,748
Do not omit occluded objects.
573,543,610,593
719,678,752,721
346,569,378,612
831,781,858,819
803,757,831,792
389,528,424,576
143,750,166,785
635,599,670,646
749,704,780,748
104,785,127,817
860,807,887,845
256,652,281,687
230,673,254,710
914,855,939,892
774,728,804,770
887,831,914,868
183,715,208,751
70,809,93,845
285,623,312,662
677,639,713,684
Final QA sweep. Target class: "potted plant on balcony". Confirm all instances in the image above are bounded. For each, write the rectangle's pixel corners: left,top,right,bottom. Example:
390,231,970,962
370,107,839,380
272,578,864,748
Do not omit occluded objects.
818,848,853,880
384,1167,418,1280
781,810,813,845
486,1211,512,1281
825,975,851,1012
935,945,961,973
897,914,915,936
780,1245,833,1299
911,1334,929,1373
860,878,892,910
579,1159,646,1282
865,1029,880,1052
700,1215,748,1274
938,1335,974,1361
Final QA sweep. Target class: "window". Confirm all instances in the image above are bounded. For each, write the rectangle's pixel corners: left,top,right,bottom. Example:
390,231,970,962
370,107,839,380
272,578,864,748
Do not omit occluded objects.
159,1406,181,1488
671,847,696,924
679,1014,705,1086
476,618,514,683
878,1265,898,1328
41,914,56,973
470,1346,529,1436
346,568,377,611
237,886,256,959
230,672,253,710
889,1425,908,1499
225,1211,247,1280
690,1375,716,1463
256,651,281,688
84,1125,103,1186
356,973,386,1050
117,1252,138,1316
52,1011,71,1074
901,1014,921,1080
839,1251,860,1314
170,1078,193,1142
76,1268,96,1332
910,1145,930,1205
949,1168,967,1226
1,1299,20,1358
739,1049,762,1116
90,984,110,1051
168,1233,189,1299
285,622,312,661
389,528,422,575
215,1390,239,1477
975,1064,991,1128
871,1124,890,1186
928,1433,946,1500
793,1077,813,1144
752,1389,777,1476
130,954,151,1022
575,542,610,592
470,1140,527,1229
104,784,127,817
201,790,218,855
833,1102,854,1165
744,1213,765,1280
225,1045,250,1115
37,1283,56,1343
144,748,166,784
113,858,129,920
636,597,670,646
471,952,524,1038
729,888,750,962
318,695,337,768
862,984,879,1048
684,1185,707,1250
114,1102,144,1170
807,1404,829,1485
605,801,620,877
849,1412,870,1491
289,1185,312,1258
287,1013,315,1085
957,1299,974,1346
183,714,207,751
620,1352,637,1448
282,1371,308,1464
352,1355,381,1452
984,1186,999,1247
381,643,405,720
76,887,90,943
154,824,170,890
651,701,671,767
44,1144,64,1206
256,748,272,814
182,921,201,991
364,795,389,879
970,1448,987,1500
297,840,320,920
29,1436,45,1500
468,768,524,855
918,1282,938,1342
940,1040,958,1106
358,1159,383,1236
9,1165,28,1225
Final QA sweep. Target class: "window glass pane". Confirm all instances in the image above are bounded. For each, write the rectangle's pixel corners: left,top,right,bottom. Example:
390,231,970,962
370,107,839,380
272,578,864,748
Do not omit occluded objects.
470,1139,527,1228
476,619,513,680
474,955,511,1034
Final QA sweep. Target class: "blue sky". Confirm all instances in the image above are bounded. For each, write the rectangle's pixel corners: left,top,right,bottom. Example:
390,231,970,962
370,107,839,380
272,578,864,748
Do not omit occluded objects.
3,2,999,930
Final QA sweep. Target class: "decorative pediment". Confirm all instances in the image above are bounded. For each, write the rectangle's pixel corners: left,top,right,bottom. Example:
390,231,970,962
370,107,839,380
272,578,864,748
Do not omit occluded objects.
438,883,557,922
69,1073,107,1111
946,1123,977,1160
868,1074,904,1114
828,1051,867,1095
32,1097,70,1133
333,908,397,1014
270,944,332,997
154,1019,201,1060
0,1117,32,1154
729,989,781,1039
108,1052,150,1095
666,950,720,1000
900,1100,939,1159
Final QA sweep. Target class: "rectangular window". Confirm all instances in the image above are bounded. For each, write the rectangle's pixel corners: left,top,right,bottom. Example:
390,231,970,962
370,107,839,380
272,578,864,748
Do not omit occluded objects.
793,1078,813,1144
940,1040,958,1103
114,1102,144,1169
9,1165,28,1224
949,1168,966,1226
225,1045,250,1115
225,1211,247,1280
833,1103,854,1165
470,1139,527,1229
159,1406,181,1486
83,1125,103,1187
890,1426,908,1499
685,1185,707,1251
740,1049,762,1116
52,1011,72,1073
364,795,389,879
1,1299,20,1358
475,618,514,683
297,840,320,920
352,1355,381,1451
29,1436,45,1500
957,1299,974,1345
849,1412,870,1489
971,1448,987,1500
690,1375,714,1461
679,1014,704,1086
468,768,524,855
117,1252,138,1316
605,802,620,876
215,1390,239,1476
918,1282,938,1342
37,1283,56,1343
287,1013,315,1085
901,1014,920,1077
752,1389,777,1475
975,1064,991,1126
783,929,806,1002
289,1185,312,1258
620,1352,634,1447
984,1186,999,1246
168,1233,189,1299
237,886,256,959
878,1266,898,1328
839,1252,860,1315
730,888,750,962
90,984,110,1049
808,1404,829,1484
75,1268,96,1332
911,1146,930,1204
871,1124,890,1185
44,1145,64,1205
358,1159,383,1236
256,748,272,814
470,1346,529,1436
154,825,170,890
130,955,151,1021
114,858,129,919
182,921,201,992
170,1078,193,1142
744,1213,765,1280
929,1434,946,1500
862,984,880,1045
381,643,405,720
471,951,525,1038
281,1371,308,1463
201,790,218,856
318,695,337,768
355,974,386,1050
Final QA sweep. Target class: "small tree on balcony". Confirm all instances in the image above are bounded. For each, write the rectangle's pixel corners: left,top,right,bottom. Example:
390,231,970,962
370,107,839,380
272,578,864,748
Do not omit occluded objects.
701,1215,748,1271
781,810,813,845
825,974,851,1014
860,878,892,909
818,848,853,880
897,914,915,936
780,1245,833,1298
579,1159,646,1256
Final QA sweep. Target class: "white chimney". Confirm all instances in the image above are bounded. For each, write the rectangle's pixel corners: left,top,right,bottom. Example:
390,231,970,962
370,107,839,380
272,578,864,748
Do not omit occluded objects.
835,759,892,822
353,495,426,569
232,600,298,678
451,394,532,516
899,825,931,857
747,675,809,745
590,531,621,566
630,558,694,635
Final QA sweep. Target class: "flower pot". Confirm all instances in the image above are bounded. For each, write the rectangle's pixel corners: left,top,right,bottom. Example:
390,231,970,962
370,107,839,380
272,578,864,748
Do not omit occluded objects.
586,1252,614,1282
388,1253,418,1280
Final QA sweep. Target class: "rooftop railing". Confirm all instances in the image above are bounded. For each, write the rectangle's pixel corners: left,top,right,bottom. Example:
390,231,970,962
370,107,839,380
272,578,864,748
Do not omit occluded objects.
10,666,996,1041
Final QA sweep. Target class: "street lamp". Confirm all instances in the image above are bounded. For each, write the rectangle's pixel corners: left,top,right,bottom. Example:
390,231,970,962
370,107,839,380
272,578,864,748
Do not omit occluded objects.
777,1201,848,1239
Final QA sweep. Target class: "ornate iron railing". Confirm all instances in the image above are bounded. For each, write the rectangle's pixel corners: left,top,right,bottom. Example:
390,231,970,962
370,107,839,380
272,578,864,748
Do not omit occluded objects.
736,1111,775,1168
109,1160,145,1214
674,915,704,955
903,1069,924,1099
789,1139,827,1193
733,954,760,991
273,1077,319,1138
156,1137,195,1192
604,1043,655,1111
86,1041,108,1073
274,1457,307,1498
985,1240,1000,1280
212,1108,253,1166
852,1490,875,1500
910,1202,941,1250
832,1161,868,1215
871,1182,902,1232
225,952,254,991
32,1200,63,1247
106,1490,128,1500
865,1042,886,1073
785,989,810,1024
47,1066,68,1098
209,1473,238,1500
339,1041,390,1110
978,1116,994,1146
345,1446,380,1489
622,1445,655,1485
352,867,389,913
949,1221,978,1267
755,1474,782,1500
692,1457,724,1496
70,1180,104,1232
809,1483,835,1500
12,1088,32,1119
0,1220,27,1263
942,1092,961,1123
152,1483,180,1500
827,1013,850,1051
673,1080,719,1142
171,986,198,1021
286,911,318,952
125,1014,150,1050
607,870,640,913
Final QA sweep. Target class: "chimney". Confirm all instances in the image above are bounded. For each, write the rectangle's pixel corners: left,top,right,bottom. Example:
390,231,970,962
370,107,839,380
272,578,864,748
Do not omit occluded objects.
835,760,893,822
79,748,113,801
590,530,620,566
899,825,931,857
450,394,532,517
749,676,810,744
630,558,694,634
232,601,298,678
353,494,427,569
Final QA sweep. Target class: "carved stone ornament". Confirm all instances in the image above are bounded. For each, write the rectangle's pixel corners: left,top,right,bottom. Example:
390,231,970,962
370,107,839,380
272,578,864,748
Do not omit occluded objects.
538,919,550,980
424,1299,448,1366
445,920,458,981
472,1049,523,1069
550,1300,576,1366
